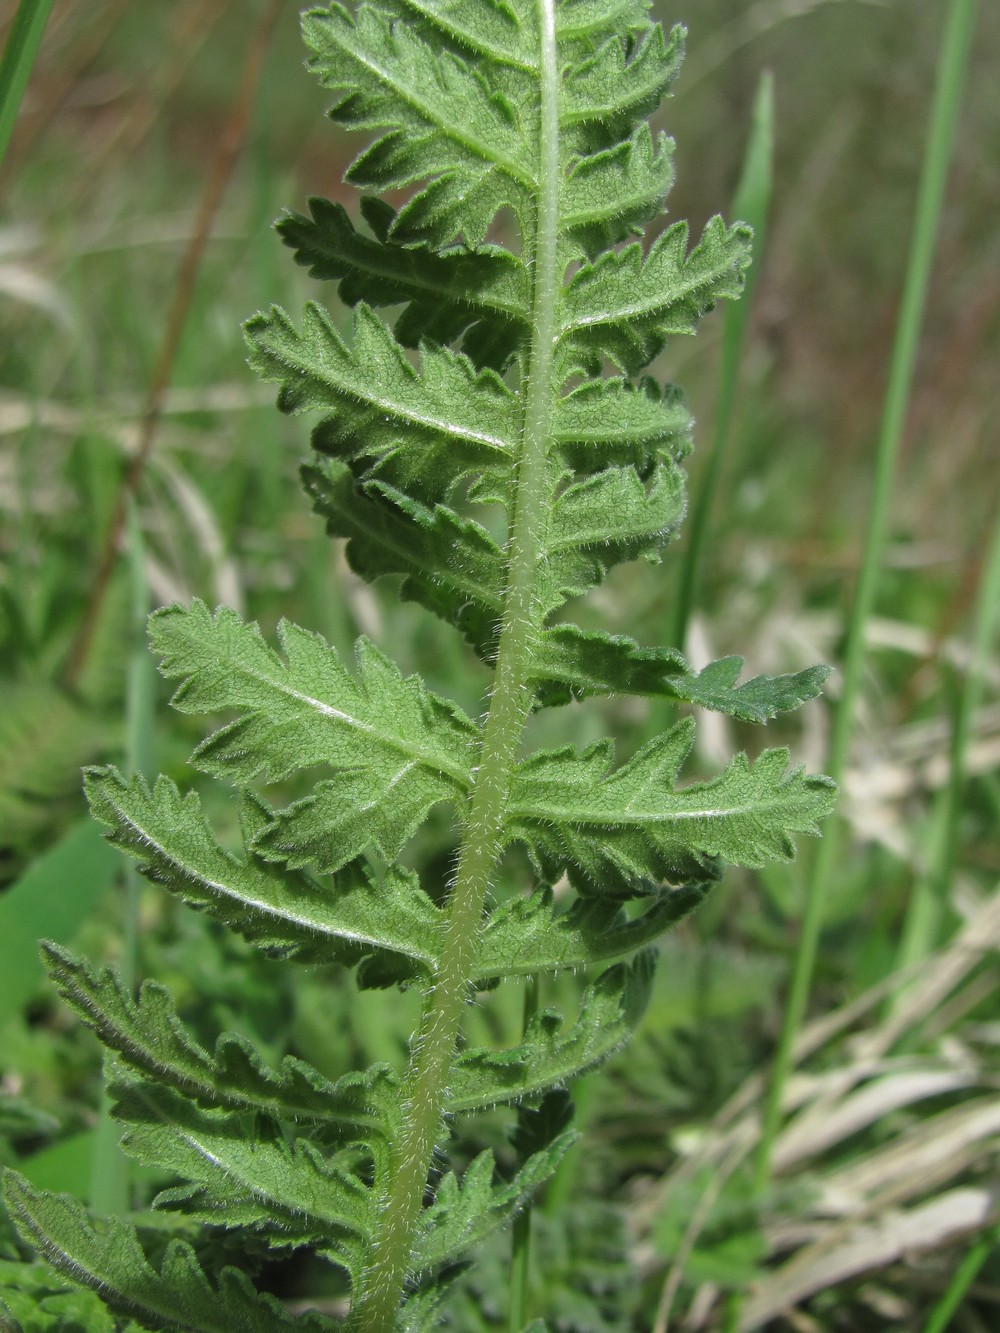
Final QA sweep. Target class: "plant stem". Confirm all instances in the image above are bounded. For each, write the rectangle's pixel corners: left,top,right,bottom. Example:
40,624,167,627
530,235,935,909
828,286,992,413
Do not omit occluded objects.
346,3,561,1326
749,0,979,1209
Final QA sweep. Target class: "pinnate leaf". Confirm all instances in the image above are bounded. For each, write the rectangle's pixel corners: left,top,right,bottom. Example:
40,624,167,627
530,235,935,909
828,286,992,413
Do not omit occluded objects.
510,718,837,893
2,1173,335,1332
474,882,709,980
561,215,753,374
41,943,400,1139
85,768,442,972
448,954,656,1112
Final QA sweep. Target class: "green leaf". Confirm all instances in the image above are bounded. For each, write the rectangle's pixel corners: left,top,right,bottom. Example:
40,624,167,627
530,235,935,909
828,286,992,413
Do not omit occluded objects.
302,3,535,246
510,719,837,893
553,376,692,469
394,0,538,71
303,460,502,656
277,196,526,364
560,215,753,375
412,1132,575,1273
561,123,674,256
474,882,710,980
246,302,518,494
85,768,442,971
2,1173,336,1332
531,626,832,718
561,23,684,131
531,626,689,705
448,955,655,1112
661,654,833,720
110,1080,371,1256
149,601,475,868
41,943,400,1139
540,461,686,612
556,0,659,46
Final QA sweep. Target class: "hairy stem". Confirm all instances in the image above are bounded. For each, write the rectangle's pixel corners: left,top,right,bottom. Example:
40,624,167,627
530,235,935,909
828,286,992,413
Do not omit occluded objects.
346,3,561,1326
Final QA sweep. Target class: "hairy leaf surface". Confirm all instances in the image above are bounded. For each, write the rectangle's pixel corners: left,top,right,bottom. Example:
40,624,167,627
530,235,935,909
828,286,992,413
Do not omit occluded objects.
474,882,709,980
412,1134,575,1272
2,1175,335,1332
85,769,441,970
561,215,753,374
111,1081,371,1256
42,944,399,1138
510,719,836,893
448,955,655,1110
532,625,832,716
149,601,473,867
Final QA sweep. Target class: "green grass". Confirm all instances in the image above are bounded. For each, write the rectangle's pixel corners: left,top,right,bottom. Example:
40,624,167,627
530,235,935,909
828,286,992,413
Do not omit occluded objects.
0,0,55,170
753,0,983,1194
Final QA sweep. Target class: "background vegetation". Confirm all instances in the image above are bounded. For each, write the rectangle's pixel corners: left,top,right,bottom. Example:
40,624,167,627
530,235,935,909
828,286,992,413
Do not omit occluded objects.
1,0,998,1327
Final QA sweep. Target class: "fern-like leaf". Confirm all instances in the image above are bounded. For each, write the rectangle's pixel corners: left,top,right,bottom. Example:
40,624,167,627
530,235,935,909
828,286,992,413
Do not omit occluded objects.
41,943,399,1137
84,769,441,973
148,601,474,870
511,719,836,894
448,954,655,1111
9,2,836,1325
2,1174,337,1332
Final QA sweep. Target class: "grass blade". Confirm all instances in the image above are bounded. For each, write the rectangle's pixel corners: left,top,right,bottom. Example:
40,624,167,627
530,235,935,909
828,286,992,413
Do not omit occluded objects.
922,1226,999,1333
0,0,55,173
671,70,774,654
89,503,154,1217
